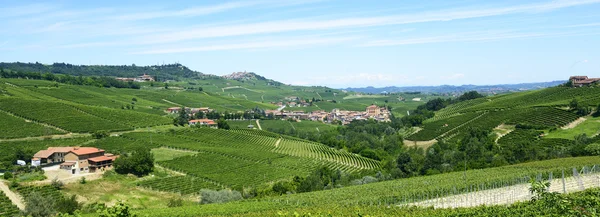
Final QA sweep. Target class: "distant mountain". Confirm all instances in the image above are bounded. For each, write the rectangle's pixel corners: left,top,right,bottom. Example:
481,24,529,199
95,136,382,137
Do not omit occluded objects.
343,81,567,94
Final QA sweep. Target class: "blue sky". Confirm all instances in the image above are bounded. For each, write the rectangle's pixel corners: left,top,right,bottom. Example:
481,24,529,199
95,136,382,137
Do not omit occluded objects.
0,0,599,88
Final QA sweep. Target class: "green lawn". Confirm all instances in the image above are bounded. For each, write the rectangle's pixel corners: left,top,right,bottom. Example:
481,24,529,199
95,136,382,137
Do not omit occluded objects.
151,147,197,162
545,116,600,139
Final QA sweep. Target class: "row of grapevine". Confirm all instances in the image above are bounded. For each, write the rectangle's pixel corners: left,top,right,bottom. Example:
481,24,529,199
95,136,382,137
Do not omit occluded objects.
273,139,380,172
137,176,221,194
408,112,483,141
0,191,19,217
231,129,281,138
15,185,63,200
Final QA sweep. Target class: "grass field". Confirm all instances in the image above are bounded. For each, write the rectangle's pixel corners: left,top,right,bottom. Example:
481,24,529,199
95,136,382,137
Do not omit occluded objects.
151,147,197,162
545,116,600,139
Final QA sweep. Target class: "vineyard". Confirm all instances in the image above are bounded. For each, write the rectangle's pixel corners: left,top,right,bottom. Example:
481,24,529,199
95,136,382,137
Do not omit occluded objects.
137,176,221,194
273,139,380,173
0,98,131,133
0,111,63,139
121,128,380,188
130,156,600,217
0,191,19,217
411,106,582,141
15,185,63,200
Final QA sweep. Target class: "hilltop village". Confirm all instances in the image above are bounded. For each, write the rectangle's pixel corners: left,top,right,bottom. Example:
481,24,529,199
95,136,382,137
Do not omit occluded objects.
166,104,391,126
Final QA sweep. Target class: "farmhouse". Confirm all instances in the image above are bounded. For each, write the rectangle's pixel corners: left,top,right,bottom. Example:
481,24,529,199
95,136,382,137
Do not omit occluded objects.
570,76,600,87
32,147,117,174
188,119,217,127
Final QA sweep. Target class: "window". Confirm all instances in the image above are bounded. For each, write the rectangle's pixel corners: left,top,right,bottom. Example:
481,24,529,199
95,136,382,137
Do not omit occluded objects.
80,168,83,171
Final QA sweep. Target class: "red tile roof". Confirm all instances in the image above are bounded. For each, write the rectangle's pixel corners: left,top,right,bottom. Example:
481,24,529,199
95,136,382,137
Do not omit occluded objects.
70,147,104,156
88,155,115,162
48,147,74,153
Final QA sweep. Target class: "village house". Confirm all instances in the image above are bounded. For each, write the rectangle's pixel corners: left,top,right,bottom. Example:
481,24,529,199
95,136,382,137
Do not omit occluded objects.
116,74,155,82
366,105,380,117
188,119,217,127
570,76,600,87
33,147,117,174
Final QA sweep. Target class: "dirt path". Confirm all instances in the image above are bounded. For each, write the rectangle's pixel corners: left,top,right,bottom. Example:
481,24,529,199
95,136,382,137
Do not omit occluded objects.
0,181,25,210
256,119,262,130
161,99,182,106
407,173,600,208
562,117,587,129
275,138,281,148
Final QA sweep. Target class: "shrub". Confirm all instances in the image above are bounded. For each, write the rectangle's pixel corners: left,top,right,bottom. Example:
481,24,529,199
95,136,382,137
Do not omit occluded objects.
55,195,81,214
98,201,137,217
199,189,243,204
3,171,13,179
350,176,378,185
92,130,109,139
51,178,64,190
167,198,183,207
80,177,86,184
585,143,600,155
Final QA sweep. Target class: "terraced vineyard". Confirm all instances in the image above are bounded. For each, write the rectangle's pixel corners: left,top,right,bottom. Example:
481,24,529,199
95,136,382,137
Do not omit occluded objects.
137,176,221,194
0,191,19,217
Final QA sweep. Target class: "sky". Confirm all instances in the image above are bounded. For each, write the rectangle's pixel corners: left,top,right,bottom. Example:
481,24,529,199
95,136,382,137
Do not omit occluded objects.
0,0,599,88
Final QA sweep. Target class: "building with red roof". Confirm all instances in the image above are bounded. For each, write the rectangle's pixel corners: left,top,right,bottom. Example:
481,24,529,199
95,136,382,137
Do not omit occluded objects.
33,146,117,174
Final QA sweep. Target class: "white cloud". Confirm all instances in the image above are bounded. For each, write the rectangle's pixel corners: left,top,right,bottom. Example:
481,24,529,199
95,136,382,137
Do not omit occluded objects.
138,0,600,44
131,36,358,54
113,2,257,21
360,31,592,47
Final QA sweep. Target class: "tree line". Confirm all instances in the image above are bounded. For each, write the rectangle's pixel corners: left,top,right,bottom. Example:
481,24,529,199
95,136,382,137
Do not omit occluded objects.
0,68,141,89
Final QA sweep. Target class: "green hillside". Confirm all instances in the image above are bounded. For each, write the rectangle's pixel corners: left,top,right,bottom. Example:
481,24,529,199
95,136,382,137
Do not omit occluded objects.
99,156,600,217
408,86,600,141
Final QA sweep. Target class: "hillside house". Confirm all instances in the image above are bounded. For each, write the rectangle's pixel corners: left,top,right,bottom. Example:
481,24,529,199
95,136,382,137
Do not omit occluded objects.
188,119,217,127
62,147,116,174
166,107,181,114
32,147,75,166
33,147,116,174
570,76,600,87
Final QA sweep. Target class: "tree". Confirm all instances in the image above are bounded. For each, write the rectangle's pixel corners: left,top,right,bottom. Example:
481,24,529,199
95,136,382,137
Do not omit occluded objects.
98,202,137,217
217,118,230,130
175,106,189,126
113,148,154,177
23,191,57,217
198,87,203,91
569,99,579,110
199,189,242,204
